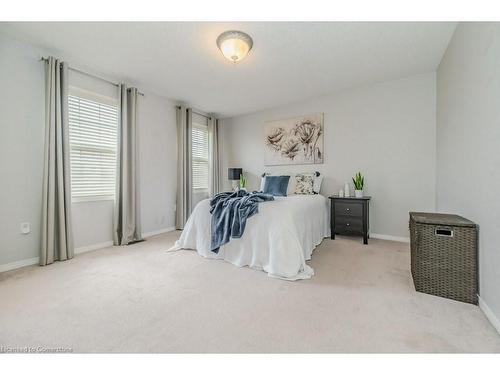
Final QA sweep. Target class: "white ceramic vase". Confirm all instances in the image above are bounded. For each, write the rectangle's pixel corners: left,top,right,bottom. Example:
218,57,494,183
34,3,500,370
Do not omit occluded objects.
355,190,364,198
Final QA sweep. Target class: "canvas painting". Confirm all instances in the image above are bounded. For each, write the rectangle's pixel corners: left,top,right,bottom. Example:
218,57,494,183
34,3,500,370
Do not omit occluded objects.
264,113,324,166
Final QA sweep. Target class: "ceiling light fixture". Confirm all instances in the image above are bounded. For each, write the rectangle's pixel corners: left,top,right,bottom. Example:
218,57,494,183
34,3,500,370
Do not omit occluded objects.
216,30,253,63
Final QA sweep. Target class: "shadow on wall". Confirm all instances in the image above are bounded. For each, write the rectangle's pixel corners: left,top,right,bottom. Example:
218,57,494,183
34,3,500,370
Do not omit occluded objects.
246,172,261,191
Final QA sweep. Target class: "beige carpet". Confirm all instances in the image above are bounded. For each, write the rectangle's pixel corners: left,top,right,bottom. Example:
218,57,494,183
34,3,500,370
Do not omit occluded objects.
0,231,499,353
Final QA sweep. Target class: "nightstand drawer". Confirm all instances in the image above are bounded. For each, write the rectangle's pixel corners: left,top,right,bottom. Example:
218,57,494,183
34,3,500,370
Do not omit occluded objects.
335,216,363,233
335,202,362,217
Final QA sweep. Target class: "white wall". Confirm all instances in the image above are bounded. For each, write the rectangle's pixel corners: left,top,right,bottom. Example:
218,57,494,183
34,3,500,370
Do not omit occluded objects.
437,23,500,326
221,73,437,239
0,33,177,267
137,92,177,236
0,34,45,265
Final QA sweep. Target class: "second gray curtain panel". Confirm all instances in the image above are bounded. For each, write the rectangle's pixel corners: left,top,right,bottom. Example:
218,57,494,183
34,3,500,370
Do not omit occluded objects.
114,85,142,245
175,107,193,229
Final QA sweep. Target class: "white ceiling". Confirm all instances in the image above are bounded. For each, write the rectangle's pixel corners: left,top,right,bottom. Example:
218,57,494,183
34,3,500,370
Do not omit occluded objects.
0,22,456,118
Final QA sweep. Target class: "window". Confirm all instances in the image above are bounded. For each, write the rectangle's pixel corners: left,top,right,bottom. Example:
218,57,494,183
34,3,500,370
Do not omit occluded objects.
192,120,209,190
68,89,118,201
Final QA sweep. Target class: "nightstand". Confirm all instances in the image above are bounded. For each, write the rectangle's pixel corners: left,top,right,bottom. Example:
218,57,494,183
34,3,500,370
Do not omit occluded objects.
329,196,371,244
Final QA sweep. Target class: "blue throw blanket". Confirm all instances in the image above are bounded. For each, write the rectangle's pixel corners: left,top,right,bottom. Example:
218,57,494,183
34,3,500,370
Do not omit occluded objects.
209,190,275,253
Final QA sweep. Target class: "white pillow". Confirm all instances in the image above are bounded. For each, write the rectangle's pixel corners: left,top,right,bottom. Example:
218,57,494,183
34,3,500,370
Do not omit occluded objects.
259,174,266,192
313,174,323,194
286,174,298,195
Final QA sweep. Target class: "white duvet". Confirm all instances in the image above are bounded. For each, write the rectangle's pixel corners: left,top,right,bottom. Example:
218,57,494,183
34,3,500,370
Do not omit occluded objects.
168,194,330,280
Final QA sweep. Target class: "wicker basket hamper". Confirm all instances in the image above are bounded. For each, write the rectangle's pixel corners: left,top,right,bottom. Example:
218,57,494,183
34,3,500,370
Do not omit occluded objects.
409,212,478,305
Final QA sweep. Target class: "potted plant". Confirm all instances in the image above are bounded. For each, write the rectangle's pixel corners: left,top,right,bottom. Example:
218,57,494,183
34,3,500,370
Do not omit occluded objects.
352,172,364,198
239,173,247,191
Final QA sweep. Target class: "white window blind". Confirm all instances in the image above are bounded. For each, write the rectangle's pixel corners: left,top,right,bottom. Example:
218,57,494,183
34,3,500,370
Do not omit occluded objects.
68,93,118,201
192,122,209,190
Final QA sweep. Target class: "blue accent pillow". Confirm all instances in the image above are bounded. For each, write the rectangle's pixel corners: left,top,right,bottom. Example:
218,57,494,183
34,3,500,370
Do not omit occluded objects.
263,175,290,196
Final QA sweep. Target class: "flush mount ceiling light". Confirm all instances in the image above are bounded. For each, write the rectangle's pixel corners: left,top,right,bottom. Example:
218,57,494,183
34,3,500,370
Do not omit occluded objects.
216,30,253,63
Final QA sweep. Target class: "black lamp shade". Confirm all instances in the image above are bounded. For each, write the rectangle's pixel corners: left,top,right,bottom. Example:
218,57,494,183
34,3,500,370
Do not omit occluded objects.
228,168,243,180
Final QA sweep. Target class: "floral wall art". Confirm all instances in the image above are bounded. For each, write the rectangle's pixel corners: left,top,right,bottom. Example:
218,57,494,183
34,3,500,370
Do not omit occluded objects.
264,113,324,166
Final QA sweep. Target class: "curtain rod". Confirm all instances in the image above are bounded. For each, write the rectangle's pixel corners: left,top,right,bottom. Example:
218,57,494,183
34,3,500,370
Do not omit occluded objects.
39,57,145,97
193,111,210,118
175,106,211,119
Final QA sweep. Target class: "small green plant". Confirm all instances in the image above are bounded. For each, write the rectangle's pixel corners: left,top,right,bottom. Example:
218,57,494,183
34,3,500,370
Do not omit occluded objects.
239,173,247,189
352,172,364,190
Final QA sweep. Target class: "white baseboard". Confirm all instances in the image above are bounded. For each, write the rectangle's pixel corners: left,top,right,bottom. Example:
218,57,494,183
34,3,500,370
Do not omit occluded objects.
74,240,114,255
0,241,114,273
143,226,176,238
1,227,178,274
370,233,410,243
74,227,177,254
0,257,39,273
479,296,500,334
75,227,176,253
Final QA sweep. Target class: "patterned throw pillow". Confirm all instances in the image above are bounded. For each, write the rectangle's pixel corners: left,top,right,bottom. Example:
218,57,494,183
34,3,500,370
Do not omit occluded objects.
294,174,314,195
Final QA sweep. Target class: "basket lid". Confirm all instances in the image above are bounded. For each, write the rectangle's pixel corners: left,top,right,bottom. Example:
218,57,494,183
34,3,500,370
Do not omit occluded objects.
409,212,477,227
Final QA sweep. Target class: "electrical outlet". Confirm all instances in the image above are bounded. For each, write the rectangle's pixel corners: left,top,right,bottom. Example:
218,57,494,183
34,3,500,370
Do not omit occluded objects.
20,222,31,234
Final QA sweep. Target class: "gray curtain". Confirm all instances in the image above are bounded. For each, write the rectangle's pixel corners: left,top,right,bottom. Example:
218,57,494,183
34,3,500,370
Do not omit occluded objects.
208,116,220,196
114,85,142,245
175,107,193,229
40,57,74,266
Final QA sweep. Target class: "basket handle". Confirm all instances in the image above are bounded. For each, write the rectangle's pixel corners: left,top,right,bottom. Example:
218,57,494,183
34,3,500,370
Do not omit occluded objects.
435,228,454,237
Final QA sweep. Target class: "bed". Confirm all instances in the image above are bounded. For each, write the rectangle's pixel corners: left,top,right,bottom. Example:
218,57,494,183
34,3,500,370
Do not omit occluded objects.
168,194,330,280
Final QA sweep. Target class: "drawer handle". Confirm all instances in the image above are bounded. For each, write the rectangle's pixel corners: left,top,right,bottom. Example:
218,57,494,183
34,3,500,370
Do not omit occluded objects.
346,223,350,226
